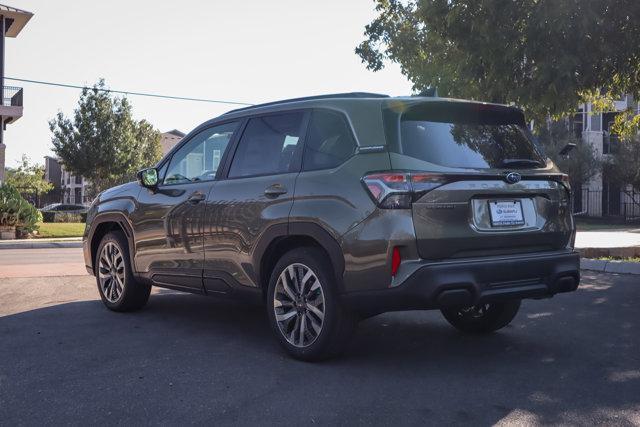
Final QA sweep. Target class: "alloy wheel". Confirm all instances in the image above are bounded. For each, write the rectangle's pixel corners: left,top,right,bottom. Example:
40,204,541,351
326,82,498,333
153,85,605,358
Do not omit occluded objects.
98,242,126,303
273,263,325,348
458,304,491,319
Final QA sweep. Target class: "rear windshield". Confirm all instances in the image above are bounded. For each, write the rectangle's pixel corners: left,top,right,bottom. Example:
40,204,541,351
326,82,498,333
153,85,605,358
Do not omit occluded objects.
398,104,546,169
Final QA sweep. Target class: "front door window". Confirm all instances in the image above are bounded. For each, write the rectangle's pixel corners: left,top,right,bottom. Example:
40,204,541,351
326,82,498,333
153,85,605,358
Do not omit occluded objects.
164,122,239,185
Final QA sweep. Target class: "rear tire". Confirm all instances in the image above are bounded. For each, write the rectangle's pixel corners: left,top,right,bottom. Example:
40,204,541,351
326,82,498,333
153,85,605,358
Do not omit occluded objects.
95,231,151,312
266,247,356,361
441,300,521,334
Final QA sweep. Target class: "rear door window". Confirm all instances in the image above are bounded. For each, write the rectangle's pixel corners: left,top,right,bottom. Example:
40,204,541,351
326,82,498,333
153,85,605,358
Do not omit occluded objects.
228,112,305,178
303,110,356,171
397,104,546,169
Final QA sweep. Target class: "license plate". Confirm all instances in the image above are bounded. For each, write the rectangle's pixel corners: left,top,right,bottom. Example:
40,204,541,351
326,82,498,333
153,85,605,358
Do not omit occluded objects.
488,200,525,226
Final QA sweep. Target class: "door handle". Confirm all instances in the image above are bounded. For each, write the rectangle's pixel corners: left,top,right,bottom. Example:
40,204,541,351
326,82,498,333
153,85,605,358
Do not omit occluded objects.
187,192,206,204
264,184,288,198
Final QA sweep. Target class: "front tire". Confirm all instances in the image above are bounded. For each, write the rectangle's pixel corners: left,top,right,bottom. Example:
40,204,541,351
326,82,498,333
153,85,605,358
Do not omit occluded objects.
95,231,151,312
441,300,521,334
266,247,356,361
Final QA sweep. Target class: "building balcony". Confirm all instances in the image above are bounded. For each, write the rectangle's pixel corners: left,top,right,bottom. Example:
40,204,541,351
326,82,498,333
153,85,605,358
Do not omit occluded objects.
0,86,23,123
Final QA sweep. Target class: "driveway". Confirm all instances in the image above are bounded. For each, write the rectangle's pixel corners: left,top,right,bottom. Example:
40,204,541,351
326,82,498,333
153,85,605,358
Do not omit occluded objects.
1,269,638,425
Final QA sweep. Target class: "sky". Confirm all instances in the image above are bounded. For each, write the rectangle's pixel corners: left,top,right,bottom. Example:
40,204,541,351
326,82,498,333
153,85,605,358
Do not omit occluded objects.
4,0,413,167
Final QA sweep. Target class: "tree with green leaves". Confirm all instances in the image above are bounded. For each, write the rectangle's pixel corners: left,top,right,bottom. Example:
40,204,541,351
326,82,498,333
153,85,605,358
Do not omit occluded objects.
5,155,53,195
536,122,600,189
49,80,162,196
357,0,640,123
604,137,640,192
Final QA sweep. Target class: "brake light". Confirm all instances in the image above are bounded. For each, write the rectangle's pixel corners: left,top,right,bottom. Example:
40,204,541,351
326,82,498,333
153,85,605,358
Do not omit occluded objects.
557,174,572,207
362,172,447,209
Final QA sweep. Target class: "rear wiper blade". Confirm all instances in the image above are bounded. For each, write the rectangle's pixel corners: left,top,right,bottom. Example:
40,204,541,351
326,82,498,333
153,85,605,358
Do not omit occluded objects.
500,158,544,168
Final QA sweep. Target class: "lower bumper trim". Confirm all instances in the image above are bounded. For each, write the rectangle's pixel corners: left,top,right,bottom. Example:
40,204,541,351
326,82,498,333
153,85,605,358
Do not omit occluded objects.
342,251,580,314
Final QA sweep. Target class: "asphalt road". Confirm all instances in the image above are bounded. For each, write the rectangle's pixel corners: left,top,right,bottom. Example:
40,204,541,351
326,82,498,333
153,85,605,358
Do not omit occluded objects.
0,255,639,425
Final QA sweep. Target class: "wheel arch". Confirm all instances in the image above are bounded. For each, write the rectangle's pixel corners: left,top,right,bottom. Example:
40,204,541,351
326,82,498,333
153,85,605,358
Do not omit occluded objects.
256,223,345,299
88,213,136,275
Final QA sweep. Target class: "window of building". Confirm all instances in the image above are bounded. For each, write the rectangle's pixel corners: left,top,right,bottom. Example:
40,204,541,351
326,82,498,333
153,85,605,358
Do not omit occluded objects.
303,110,356,171
75,175,82,185
228,113,304,178
590,113,601,131
603,112,620,154
572,108,584,140
164,121,239,185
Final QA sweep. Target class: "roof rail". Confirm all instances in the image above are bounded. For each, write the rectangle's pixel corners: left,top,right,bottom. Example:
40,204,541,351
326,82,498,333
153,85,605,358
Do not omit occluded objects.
222,92,389,115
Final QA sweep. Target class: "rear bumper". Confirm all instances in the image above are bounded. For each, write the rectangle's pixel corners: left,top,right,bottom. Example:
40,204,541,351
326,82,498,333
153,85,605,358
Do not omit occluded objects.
341,250,580,314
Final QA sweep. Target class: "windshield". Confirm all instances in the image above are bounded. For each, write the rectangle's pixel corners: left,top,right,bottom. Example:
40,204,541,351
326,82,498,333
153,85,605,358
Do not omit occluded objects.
398,105,546,169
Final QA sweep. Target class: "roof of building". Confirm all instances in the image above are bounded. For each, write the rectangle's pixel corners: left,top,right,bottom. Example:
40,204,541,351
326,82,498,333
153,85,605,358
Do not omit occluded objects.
160,130,185,155
0,4,34,37
163,129,186,137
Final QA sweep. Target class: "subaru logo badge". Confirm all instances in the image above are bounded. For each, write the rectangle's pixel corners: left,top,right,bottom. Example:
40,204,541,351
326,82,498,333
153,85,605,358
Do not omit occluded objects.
505,172,521,184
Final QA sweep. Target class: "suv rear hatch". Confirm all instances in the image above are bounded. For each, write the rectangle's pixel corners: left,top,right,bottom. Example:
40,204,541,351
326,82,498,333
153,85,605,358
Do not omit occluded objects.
379,100,573,260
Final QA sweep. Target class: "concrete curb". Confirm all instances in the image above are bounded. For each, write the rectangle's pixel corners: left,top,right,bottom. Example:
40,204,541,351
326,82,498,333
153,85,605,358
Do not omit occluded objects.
581,258,640,275
0,239,82,250
577,246,640,258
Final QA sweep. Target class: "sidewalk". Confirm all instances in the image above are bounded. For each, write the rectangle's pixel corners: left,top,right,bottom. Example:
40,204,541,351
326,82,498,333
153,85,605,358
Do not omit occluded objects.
0,237,82,249
575,230,640,259
574,229,640,274
575,230,640,249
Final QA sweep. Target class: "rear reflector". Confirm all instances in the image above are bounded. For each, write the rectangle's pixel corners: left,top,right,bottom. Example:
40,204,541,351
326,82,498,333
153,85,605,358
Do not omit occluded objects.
391,247,401,277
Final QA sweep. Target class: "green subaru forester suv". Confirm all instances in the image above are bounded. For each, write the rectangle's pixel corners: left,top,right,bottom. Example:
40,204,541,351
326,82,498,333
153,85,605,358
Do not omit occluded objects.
83,93,579,360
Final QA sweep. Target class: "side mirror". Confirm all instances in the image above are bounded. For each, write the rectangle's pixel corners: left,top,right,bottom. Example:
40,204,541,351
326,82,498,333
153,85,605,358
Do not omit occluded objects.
559,143,576,156
137,168,159,189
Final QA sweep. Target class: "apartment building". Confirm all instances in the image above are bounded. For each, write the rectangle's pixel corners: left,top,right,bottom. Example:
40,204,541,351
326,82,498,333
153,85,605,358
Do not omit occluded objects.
160,129,185,155
44,129,185,205
0,4,33,183
60,164,89,205
574,95,640,219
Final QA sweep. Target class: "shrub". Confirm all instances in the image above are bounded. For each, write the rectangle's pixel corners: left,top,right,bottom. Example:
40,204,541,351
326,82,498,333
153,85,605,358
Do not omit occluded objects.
54,212,85,223
41,211,56,223
0,184,41,234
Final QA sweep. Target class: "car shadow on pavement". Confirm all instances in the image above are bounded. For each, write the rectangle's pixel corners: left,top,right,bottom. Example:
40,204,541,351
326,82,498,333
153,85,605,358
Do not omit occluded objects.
1,272,639,425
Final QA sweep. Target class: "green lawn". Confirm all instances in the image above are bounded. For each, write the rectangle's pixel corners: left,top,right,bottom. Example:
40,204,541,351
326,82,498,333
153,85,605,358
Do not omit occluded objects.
35,222,86,238
594,256,640,263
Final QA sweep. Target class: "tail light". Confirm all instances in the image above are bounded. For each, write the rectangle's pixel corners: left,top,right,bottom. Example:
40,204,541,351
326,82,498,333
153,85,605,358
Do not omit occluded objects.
552,174,571,208
362,172,448,209
557,174,571,193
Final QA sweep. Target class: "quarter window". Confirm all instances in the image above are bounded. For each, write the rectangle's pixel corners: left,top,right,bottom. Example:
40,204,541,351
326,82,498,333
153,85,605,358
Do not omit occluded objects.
228,113,304,178
303,110,356,171
164,122,238,185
